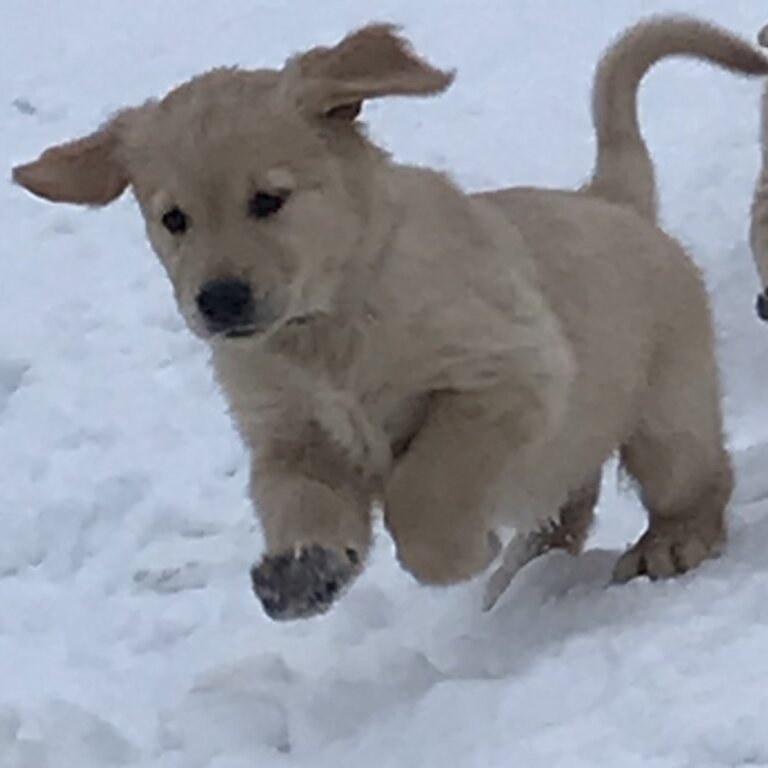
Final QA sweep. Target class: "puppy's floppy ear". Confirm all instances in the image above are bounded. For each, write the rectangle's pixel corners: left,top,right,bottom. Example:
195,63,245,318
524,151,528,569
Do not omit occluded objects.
285,23,455,119
12,108,137,206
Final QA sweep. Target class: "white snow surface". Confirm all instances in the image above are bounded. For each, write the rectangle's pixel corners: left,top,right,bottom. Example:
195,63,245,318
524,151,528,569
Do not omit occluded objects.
4,1,768,766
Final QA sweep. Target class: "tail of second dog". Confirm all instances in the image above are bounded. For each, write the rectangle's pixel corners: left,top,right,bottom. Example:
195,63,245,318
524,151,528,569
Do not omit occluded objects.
751,25,768,319
583,15,768,225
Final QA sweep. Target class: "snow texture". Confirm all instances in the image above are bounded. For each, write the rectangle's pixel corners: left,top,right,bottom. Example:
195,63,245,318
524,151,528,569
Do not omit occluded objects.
4,1,768,766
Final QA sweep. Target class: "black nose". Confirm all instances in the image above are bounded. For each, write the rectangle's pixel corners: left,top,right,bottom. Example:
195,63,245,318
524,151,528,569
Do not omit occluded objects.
196,278,255,330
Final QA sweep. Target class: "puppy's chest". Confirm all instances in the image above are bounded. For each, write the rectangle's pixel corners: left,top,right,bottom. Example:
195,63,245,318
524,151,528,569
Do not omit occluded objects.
214,318,431,456
326,324,432,452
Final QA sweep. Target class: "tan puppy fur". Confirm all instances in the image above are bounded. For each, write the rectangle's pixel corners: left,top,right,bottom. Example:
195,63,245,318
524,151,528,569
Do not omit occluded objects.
12,16,768,619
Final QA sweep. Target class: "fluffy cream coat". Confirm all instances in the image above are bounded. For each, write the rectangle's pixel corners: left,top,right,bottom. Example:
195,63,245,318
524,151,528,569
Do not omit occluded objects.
12,16,768,619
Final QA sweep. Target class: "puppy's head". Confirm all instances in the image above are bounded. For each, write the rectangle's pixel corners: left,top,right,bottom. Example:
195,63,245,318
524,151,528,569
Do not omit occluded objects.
13,24,453,341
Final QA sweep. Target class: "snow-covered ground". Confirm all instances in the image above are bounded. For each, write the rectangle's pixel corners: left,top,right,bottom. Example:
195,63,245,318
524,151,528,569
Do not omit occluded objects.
4,1,768,765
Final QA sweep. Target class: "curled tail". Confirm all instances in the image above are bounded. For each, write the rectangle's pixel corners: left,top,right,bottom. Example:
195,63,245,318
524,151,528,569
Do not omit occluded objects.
584,15,768,223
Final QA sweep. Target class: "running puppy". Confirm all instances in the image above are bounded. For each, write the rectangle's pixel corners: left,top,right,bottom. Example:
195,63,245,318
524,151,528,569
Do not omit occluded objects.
12,16,768,620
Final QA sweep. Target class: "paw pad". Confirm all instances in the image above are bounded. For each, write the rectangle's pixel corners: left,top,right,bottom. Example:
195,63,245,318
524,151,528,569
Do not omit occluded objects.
251,544,361,621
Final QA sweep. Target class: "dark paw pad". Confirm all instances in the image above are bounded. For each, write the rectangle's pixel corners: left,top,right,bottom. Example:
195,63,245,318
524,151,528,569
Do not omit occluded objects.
251,545,361,621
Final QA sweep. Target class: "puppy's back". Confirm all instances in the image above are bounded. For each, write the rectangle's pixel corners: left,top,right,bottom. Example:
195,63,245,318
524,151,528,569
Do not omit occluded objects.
479,186,711,383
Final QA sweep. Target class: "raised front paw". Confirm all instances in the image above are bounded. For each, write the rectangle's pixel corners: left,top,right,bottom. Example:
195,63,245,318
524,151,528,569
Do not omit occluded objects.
250,544,361,621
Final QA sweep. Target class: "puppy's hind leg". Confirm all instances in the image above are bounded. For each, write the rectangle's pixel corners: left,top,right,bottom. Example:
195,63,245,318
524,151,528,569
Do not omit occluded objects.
483,473,600,611
539,474,600,555
613,327,732,583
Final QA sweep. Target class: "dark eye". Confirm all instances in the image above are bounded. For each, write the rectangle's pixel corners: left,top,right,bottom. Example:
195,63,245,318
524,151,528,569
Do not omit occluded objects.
248,191,286,219
161,207,189,234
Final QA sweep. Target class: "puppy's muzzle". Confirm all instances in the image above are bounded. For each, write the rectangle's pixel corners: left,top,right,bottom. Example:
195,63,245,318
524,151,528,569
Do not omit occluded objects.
196,278,261,337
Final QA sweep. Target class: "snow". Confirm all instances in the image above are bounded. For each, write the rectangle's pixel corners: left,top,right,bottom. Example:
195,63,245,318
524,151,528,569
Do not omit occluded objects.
3,0,768,765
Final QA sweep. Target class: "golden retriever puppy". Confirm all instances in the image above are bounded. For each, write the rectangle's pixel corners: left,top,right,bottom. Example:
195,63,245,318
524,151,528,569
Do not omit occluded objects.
12,16,768,619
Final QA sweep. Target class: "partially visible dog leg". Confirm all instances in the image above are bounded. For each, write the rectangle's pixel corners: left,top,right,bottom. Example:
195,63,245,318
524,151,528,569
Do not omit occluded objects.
613,335,732,582
539,474,600,554
483,473,600,611
614,444,731,583
751,76,768,317
249,424,375,621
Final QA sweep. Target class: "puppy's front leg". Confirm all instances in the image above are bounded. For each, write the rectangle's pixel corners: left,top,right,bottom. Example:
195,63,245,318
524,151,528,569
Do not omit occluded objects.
384,395,517,586
249,427,375,621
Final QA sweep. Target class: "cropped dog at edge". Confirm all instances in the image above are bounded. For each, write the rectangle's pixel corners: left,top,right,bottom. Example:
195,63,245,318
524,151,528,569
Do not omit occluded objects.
750,23,768,321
